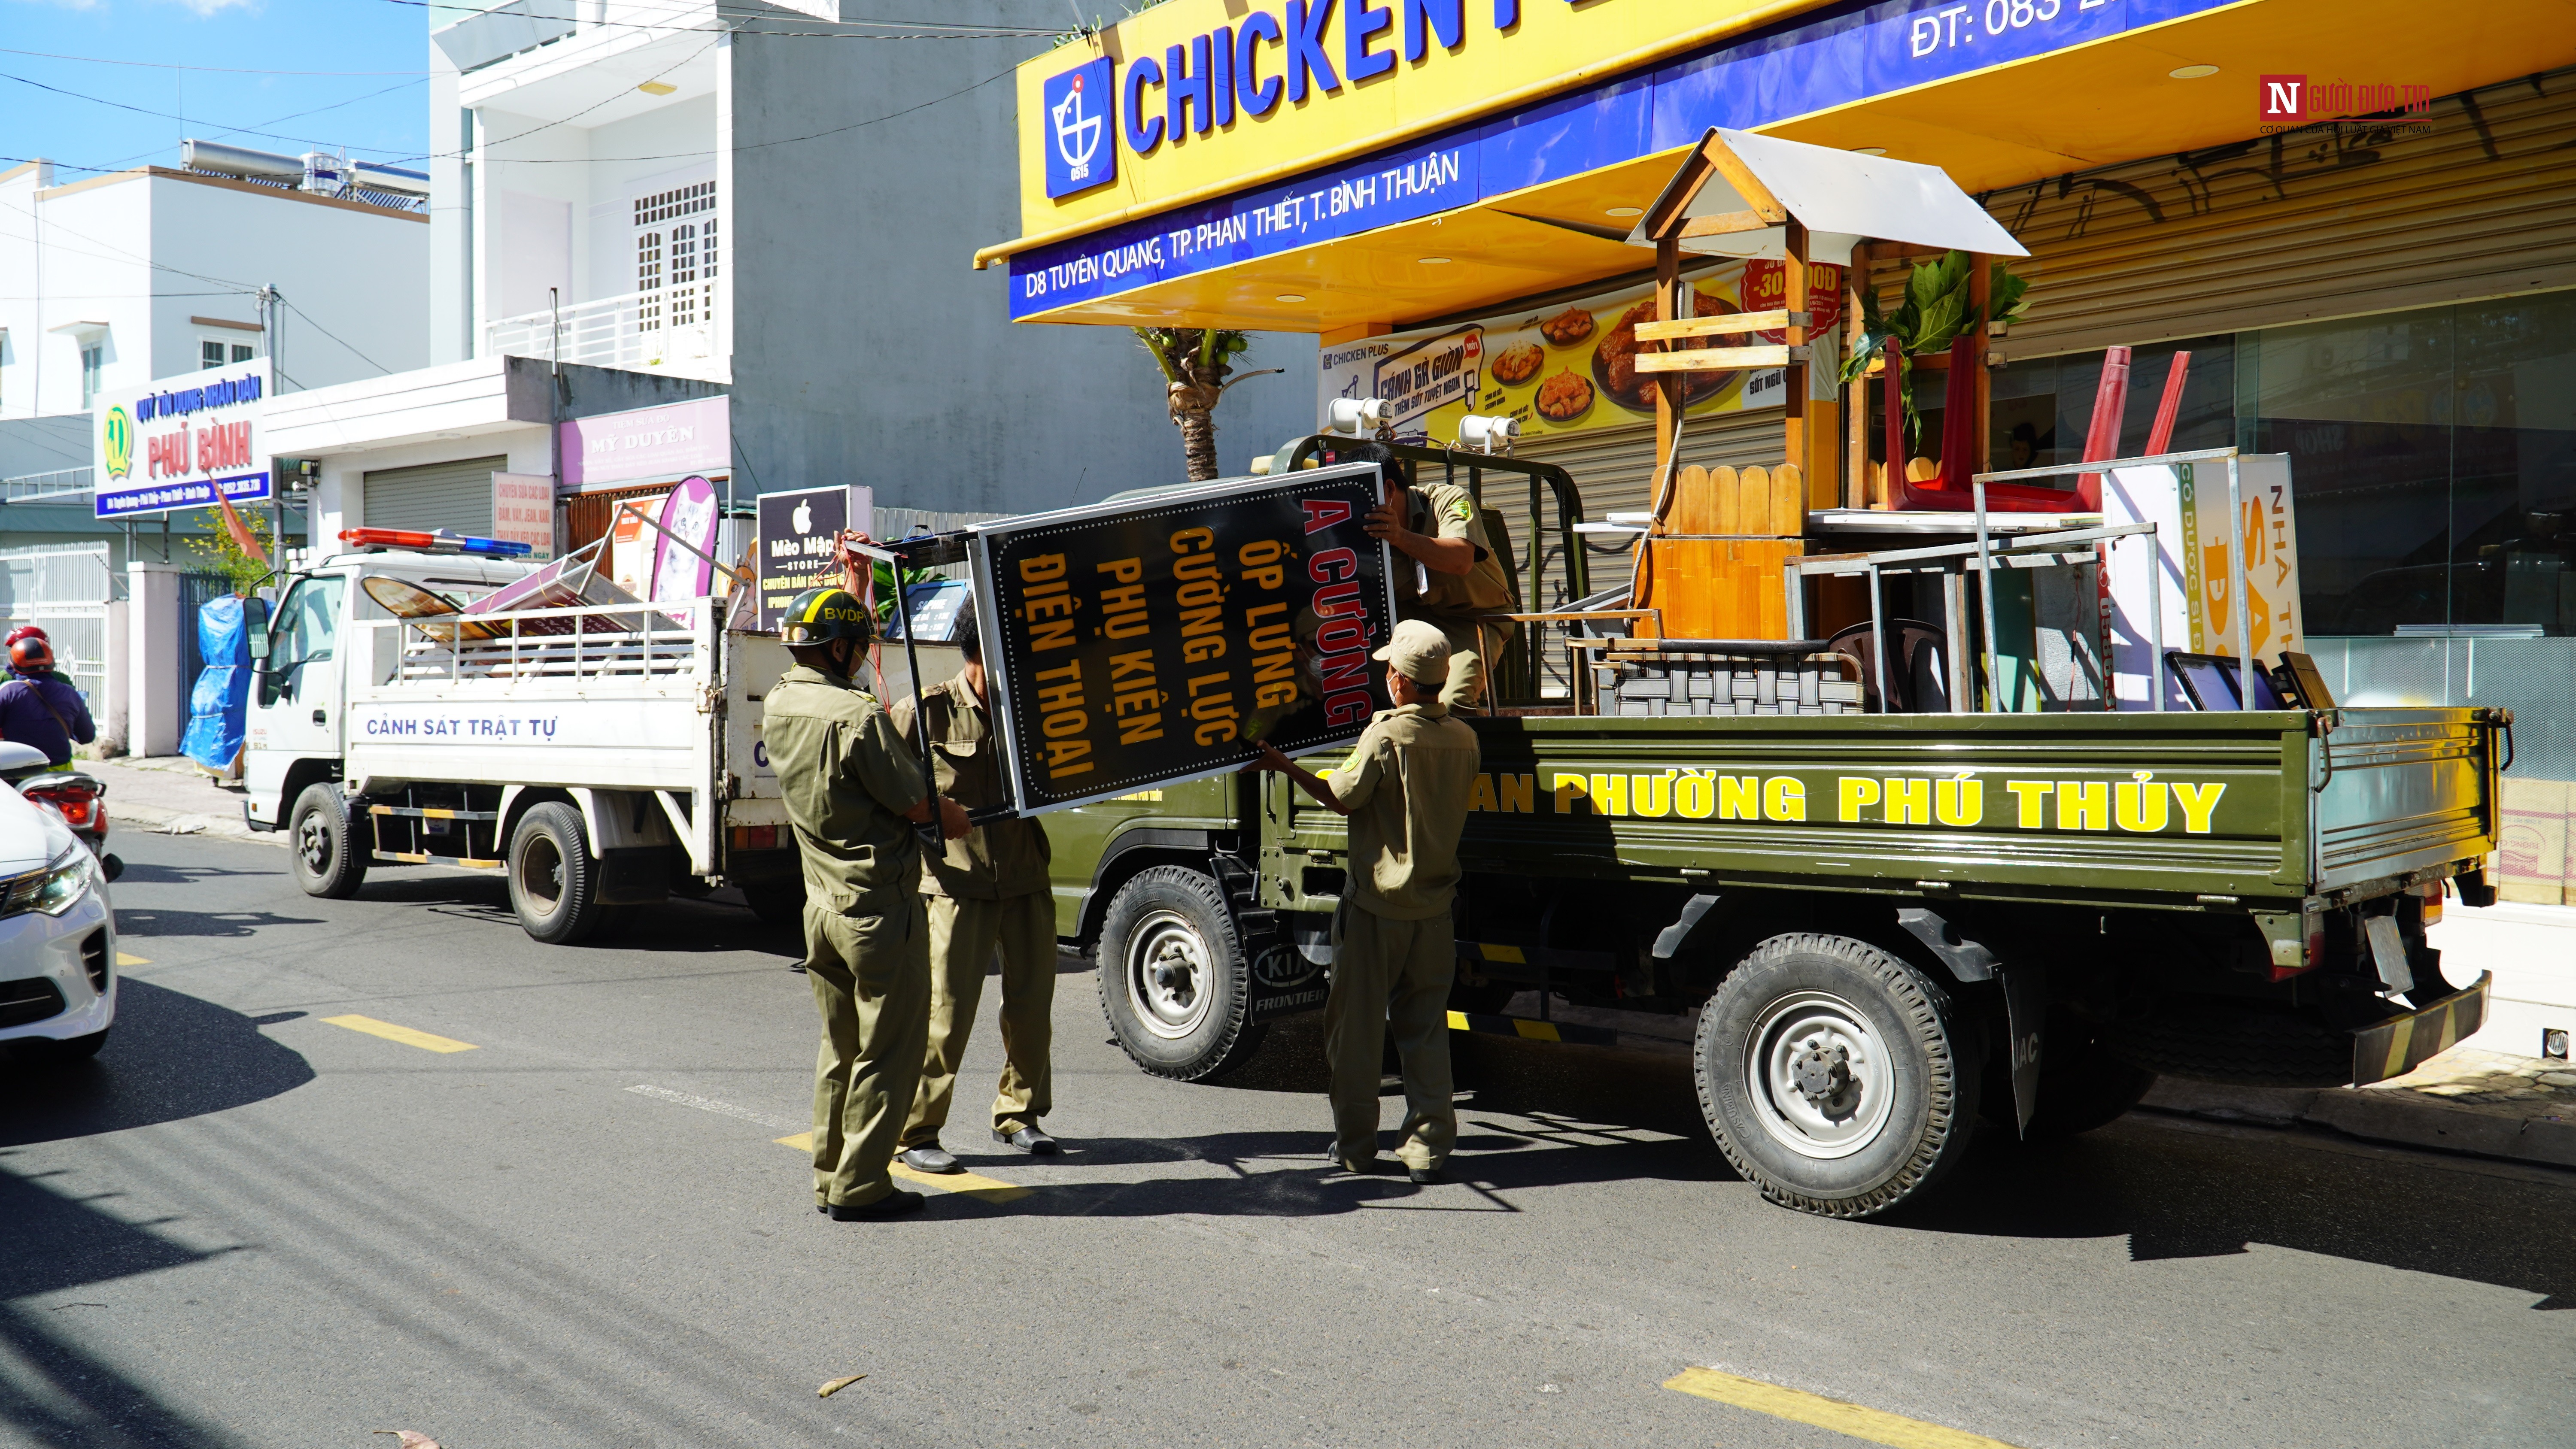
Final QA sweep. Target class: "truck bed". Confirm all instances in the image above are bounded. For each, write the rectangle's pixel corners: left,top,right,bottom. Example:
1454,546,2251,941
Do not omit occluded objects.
1252,707,2501,913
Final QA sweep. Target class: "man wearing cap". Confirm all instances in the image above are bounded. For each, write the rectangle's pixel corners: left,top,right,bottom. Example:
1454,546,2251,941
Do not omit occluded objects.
889,606,1062,1173
764,585,969,1221
1252,619,1482,1183
1364,481,1517,712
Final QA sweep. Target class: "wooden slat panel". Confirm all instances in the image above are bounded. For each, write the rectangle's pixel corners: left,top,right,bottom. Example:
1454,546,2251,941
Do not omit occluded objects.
1634,345,1795,373
1634,309,1801,341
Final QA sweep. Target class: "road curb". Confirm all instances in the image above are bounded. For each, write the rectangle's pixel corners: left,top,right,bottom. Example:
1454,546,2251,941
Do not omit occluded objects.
2142,1078,2576,1168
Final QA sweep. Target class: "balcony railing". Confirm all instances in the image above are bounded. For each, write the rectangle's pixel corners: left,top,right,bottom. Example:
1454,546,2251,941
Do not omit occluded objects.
0,470,95,503
484,289,723,382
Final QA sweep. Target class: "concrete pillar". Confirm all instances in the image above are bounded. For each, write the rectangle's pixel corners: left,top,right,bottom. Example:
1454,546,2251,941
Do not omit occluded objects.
123,561,186,758
96,597,130,756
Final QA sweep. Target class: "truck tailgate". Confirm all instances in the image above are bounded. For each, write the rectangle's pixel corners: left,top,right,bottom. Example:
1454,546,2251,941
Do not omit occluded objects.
2312,707,2502,893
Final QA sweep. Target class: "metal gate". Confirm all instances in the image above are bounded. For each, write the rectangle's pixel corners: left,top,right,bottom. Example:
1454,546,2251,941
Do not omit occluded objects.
0,544,118,706
176,571,235,700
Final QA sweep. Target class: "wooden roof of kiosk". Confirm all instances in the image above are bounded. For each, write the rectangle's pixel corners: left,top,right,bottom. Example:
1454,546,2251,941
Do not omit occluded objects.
1624,128,2028,515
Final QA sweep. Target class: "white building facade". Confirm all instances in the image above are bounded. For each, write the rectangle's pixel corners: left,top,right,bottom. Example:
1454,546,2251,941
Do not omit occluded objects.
0,160,430,425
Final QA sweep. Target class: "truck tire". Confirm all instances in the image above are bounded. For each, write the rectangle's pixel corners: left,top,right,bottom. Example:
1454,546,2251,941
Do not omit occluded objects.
1981,1017,2158,1140
507,802,606,945
742,880,806,931
289,784,369,899
1097,866,1266,1081
1695,933,1981,1219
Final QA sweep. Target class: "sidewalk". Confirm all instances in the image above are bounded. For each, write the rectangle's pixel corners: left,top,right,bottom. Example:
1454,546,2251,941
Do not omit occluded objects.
86,754,277,846
2143,1046,2576,1170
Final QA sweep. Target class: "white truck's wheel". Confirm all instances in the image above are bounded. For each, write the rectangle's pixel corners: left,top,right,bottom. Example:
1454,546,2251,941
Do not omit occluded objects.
289,784,369,900
507,802,607,944
1695,933,1980,1218
1096,866,1265,1081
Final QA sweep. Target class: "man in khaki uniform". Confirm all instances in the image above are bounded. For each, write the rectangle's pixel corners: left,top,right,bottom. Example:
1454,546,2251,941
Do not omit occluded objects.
763,586,967,1221
890,609,1061,1172
1252,619,1482,1183
1365,479,1517,711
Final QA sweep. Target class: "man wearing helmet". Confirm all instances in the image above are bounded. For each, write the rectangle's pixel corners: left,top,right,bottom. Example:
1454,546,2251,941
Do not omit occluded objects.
0,634,94,767
762,583,969,1222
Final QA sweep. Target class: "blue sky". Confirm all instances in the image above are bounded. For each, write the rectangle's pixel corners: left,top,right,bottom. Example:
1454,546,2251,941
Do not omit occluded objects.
1,0,458,177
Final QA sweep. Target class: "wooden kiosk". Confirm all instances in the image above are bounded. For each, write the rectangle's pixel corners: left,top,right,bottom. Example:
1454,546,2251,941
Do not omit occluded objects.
1618,129,2032,646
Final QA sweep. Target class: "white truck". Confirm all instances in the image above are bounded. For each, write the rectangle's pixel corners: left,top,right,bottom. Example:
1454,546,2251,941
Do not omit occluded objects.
241,546,808,941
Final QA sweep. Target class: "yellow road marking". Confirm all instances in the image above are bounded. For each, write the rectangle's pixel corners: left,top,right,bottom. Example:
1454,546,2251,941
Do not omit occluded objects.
1664,1367,2026,1449
774,1133,1033,1203
116,953,149,967
1514,1018,1562,1042
320,1014,479,1054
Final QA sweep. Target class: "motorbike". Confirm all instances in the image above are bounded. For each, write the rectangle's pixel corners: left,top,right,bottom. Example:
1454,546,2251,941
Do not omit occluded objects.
0,746,123,882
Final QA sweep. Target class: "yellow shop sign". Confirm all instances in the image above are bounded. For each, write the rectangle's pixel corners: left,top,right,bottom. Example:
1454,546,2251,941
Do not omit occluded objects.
1017,1,1799,236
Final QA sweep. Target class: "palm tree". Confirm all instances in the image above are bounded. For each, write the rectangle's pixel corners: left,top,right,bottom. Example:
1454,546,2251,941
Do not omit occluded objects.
1132,327,1280,482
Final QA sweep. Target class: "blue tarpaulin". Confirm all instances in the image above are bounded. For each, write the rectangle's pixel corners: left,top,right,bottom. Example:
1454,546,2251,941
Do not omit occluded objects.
181,594,250,770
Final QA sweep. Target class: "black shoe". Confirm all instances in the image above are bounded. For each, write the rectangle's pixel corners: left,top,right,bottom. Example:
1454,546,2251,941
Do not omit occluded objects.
1323,1147,1373,1174
993,1127,1061,1155
826,1189,925,1221
899,1143,961,1174
1408,1165,1444,1185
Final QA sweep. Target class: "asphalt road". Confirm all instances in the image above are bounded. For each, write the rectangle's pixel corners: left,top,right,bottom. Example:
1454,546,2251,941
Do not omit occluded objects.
4,831,2573,1449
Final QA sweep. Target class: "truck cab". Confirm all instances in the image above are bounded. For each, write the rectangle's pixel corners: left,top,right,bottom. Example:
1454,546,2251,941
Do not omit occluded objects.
243,551,537,832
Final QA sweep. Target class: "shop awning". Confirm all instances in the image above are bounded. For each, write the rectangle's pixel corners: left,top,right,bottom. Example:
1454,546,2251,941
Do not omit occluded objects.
994,0,2576,336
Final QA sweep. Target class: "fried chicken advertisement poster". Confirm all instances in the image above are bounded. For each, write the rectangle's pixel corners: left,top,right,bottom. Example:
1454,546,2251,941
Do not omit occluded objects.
1317,258,1842,447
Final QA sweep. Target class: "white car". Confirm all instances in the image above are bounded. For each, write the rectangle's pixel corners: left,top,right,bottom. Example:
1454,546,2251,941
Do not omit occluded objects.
0,743,116,1063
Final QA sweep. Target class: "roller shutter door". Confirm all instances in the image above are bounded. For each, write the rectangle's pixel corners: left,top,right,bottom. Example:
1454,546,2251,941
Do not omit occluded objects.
1984,68,2576,360
361,455,507,536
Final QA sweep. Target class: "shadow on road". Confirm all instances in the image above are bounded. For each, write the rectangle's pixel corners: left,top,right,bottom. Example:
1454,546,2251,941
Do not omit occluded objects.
1886,1115,2576,1310
111,908,326,938
0,1168,240,1448
107,860,282,887
0,979,315,1149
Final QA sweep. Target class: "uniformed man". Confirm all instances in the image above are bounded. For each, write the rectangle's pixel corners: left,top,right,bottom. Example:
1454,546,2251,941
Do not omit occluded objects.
1251,619,1482,1184
890,606,1062,1172
763,586,969,1221
1364,479,1517,711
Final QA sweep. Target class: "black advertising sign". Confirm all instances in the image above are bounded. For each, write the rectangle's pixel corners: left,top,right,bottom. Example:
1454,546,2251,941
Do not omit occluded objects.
753,485,862,631
973,463,1399,815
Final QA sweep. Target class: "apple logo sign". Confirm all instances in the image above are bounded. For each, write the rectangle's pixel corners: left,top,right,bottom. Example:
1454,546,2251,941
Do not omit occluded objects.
793,499,813,533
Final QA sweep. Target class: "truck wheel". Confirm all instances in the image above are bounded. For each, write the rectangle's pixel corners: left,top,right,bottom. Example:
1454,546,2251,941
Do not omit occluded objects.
1695,933,1981,1219
289,784,369,900
1981,1018,2158,1140
507,802,605,945
742,880,806,930
1097,866,1266,1081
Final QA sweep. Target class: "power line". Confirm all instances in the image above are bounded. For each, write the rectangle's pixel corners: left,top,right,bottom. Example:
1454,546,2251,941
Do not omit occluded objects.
92,79,426,174
6,42,1018,175
0,47,428,76
279,296,393,377
374,0,1068,38
393,60,1019,166
0,70,417,158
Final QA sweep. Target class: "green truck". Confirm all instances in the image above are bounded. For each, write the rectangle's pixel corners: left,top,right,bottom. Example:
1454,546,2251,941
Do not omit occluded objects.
1036,445,2505,1219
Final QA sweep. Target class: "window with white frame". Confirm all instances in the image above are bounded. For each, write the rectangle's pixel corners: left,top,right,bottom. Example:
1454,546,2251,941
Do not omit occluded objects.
635,181,716,335
200,339,255,369
79,343,103,407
